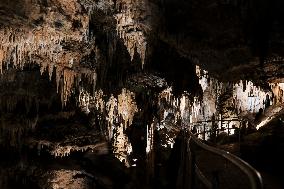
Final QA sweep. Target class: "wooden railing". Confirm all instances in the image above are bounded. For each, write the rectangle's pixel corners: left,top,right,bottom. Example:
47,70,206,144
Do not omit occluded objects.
175,130,263,189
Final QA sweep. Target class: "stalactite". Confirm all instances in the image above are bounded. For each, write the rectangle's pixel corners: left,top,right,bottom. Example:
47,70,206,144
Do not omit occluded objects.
0,49,4,74
61,69,76,106
79,89,91,114
111,89,137,166
55,66,63,93
146,120,156,178
153,66,273,140
48,63,54,81
114,0,151,67
233,80,272,113
264,56,284,64
156,72,225,140
156,88,189,146
113,123,133,167
78,88,138,166
117,88,138,127
80,68,97,94
270,83,284,104
194,66,284,135
191,66,221,131
0,27,71,71
179,94,191,125
51,143,106,157
35,139,108,158
158,87,174,104
146,123,154,154
0,3,91,103
94,90,105,113
106,95,118,140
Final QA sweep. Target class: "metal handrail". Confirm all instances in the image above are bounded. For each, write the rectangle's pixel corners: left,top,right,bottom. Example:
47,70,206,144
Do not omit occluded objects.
184,130,263,189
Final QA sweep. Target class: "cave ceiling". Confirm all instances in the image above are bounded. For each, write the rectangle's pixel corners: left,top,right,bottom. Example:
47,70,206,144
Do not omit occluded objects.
0,0,284,83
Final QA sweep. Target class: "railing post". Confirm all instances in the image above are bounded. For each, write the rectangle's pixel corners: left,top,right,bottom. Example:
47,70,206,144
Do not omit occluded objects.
203,124,206,140
192,152,196,189
227,121,230,135
190,144,196,189
212,171,220,189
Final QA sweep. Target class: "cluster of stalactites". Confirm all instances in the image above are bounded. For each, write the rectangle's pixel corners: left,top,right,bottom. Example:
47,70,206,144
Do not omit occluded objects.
52,144,105,158
82,88,139,129
0,4,93,104
36,139,108,158
55,67,97,107
264,56,284,64
233,80,272,113
79,88,138,166
61,69,76,107
113,123,133,167
146,122,154,154
155,88,192,147
151,67,283,140
158,87,192,127
105,95,117,139
269,83,284,104
195,66,282,136
194,65,226,121
196,65,272,116
104,89,138,167
158,87,180,108
78,89,104,115
196,65,226,96
0,28,79,72
114,0,150,67
193,66,245,138
0,28,69,105
117,88,138,127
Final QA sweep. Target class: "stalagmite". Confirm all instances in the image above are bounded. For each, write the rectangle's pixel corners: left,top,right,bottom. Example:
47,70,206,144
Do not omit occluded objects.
146,123,154,154
117,88,138,127
78,88,138,166
106,95,118,140
94,90,105,113
113,123,133,167
270,83,284,104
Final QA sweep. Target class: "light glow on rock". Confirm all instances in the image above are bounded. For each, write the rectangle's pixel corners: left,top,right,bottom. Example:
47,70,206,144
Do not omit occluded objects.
78,88,138,166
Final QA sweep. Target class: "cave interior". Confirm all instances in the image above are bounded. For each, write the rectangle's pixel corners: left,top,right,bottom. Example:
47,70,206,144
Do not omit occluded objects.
1,0,284,189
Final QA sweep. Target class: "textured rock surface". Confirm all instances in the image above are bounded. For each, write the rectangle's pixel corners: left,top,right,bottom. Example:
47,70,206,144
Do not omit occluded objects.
1,0,284,188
